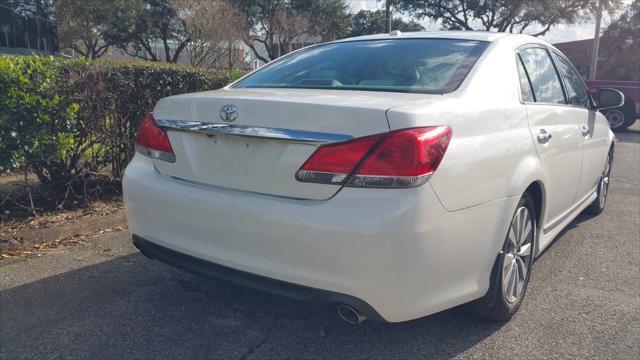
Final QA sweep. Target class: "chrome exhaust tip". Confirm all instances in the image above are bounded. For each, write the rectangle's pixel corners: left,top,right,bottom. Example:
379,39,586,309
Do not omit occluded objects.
337,304,367,324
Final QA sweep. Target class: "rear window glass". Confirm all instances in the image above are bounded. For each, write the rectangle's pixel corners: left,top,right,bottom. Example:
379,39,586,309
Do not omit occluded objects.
233,39,489,94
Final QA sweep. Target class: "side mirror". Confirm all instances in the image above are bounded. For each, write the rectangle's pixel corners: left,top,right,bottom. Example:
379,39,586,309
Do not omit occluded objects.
594,88,625,110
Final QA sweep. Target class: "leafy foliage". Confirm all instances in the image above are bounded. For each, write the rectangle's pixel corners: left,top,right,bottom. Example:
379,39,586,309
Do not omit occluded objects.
397,0,619,37
69,59,242,178
599,0,640,81
56,0,139,59
101,0,191,63
0,56,243,212
0,56,88,183
348,10,424,37
233,0,351,62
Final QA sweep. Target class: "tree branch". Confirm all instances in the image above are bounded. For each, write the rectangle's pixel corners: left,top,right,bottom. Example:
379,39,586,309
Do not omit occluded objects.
529,23,553,37
246,40,270,63
171,38,190,63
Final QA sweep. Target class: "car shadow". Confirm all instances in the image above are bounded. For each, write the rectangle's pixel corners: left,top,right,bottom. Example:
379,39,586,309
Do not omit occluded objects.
0,252,505,359
534,211,594,260
614,126,640,144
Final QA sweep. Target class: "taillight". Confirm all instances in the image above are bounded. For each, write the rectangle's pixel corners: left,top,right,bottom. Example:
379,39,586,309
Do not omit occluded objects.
296,126,451,188
295,134,385,184
134,113,175,162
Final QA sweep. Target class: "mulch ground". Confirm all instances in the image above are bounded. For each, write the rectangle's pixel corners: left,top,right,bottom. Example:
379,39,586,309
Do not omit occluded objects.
1,200,127,259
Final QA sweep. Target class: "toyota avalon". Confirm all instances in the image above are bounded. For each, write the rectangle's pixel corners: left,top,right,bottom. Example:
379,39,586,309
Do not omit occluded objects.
124,31,622,323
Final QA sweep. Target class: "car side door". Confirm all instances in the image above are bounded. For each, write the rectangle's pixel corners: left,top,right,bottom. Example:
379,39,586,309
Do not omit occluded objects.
551,52,610,201
516,46,583,234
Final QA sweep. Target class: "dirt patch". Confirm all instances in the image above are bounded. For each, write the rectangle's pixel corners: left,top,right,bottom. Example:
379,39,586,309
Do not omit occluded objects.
1,200,127,259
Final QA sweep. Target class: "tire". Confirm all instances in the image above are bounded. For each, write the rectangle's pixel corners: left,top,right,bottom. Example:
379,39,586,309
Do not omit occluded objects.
585,148,613,215
622,106,638,129
604,108,628,131
468,193,537,321
605,99,638,131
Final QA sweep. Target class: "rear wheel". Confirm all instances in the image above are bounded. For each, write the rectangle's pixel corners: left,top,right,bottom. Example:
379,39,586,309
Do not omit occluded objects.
585,149,612,215
469,193,536,321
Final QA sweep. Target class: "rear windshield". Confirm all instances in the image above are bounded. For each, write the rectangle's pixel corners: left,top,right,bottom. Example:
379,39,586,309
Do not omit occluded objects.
233,39,489,94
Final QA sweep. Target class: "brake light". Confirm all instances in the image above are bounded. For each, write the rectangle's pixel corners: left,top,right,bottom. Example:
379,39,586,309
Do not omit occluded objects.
134,113,175,162
296,134,384,184
350,126,451,188
295,126,451,188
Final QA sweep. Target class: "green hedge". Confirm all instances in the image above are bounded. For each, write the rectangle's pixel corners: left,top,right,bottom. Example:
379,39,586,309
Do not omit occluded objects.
0,56,244,209
0,56,243,178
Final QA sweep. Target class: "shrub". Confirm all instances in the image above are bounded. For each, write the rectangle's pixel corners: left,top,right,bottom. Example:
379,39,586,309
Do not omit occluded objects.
67,59,242,178
0,56,244,213
0,56,89,183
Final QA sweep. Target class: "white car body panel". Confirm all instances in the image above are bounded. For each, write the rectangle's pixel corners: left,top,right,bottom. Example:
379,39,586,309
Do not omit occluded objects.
125,154,519,322
525,104,583,223
124,31,615,322
576,109,613,201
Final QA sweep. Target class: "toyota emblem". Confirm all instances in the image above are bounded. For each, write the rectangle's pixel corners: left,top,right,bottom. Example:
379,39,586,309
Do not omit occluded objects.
219,104,238,122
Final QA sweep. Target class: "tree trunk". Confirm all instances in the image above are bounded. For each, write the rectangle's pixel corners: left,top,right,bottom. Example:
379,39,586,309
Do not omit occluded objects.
385,0,392,33
589,0,603,81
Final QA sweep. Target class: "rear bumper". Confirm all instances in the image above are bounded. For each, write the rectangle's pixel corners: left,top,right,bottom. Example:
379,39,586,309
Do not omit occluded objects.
132,234,385,321
124,154,518,322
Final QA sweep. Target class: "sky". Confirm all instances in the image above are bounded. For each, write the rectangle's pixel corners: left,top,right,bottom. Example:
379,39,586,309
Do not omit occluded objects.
349,0,633,44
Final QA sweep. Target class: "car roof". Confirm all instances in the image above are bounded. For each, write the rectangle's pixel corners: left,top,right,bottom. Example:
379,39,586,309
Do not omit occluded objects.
335,30,512,43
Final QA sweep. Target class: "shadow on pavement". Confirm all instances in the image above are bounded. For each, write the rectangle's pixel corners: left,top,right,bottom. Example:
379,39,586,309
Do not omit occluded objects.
0,252,504,359
614,127,640,144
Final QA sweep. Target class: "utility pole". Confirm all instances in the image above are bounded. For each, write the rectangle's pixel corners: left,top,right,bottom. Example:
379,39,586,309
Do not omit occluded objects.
589,0,603,80
385,0,392,33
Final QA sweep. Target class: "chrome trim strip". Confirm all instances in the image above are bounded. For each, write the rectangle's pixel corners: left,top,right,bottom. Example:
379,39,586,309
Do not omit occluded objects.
543,188,597,233
155,119,353,144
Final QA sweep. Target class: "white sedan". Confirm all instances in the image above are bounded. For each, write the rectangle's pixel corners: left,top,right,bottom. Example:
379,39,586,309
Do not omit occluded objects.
124,31,623,323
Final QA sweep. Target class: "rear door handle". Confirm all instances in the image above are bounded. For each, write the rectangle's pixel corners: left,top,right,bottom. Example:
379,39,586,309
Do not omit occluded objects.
537,129,552,144
581,125,590,137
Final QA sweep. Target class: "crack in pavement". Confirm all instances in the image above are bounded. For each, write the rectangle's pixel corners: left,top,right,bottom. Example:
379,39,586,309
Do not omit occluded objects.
237,314,280,360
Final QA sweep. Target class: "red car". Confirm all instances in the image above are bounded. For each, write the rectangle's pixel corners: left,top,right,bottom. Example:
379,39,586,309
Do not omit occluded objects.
587,80,640,131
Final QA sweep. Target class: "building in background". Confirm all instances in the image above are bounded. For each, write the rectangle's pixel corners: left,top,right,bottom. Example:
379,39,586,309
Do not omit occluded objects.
554,37,635,80
553,39,603,78
0,0,58,55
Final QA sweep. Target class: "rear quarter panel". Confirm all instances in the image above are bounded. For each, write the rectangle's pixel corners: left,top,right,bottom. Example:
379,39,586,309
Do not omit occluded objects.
387,39,543,211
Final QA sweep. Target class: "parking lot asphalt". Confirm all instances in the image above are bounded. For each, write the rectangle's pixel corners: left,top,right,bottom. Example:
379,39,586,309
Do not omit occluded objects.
1,127,638,360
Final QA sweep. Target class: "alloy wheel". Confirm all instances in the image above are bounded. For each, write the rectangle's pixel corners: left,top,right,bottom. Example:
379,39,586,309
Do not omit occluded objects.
502,207,534,304
599,154,611,208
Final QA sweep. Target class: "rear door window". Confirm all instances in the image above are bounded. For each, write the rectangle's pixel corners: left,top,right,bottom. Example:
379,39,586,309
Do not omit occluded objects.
516,55,535,102
552,53,591,108
518,47,566,104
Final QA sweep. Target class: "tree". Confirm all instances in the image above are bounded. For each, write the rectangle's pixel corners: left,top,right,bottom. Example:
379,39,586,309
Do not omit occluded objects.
56,0,137,59
348,9,424,37
292,0,350,41
103,0,191,63
175,0,246,68
233,0,350,62
599,0,640,80
233,0,289,63
397,0,619,37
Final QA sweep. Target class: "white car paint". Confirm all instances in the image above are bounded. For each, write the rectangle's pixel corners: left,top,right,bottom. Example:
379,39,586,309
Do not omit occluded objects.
124,31,614,322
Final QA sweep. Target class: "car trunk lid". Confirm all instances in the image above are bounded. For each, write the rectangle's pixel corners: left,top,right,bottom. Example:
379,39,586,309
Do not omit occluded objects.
151,88,427,200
